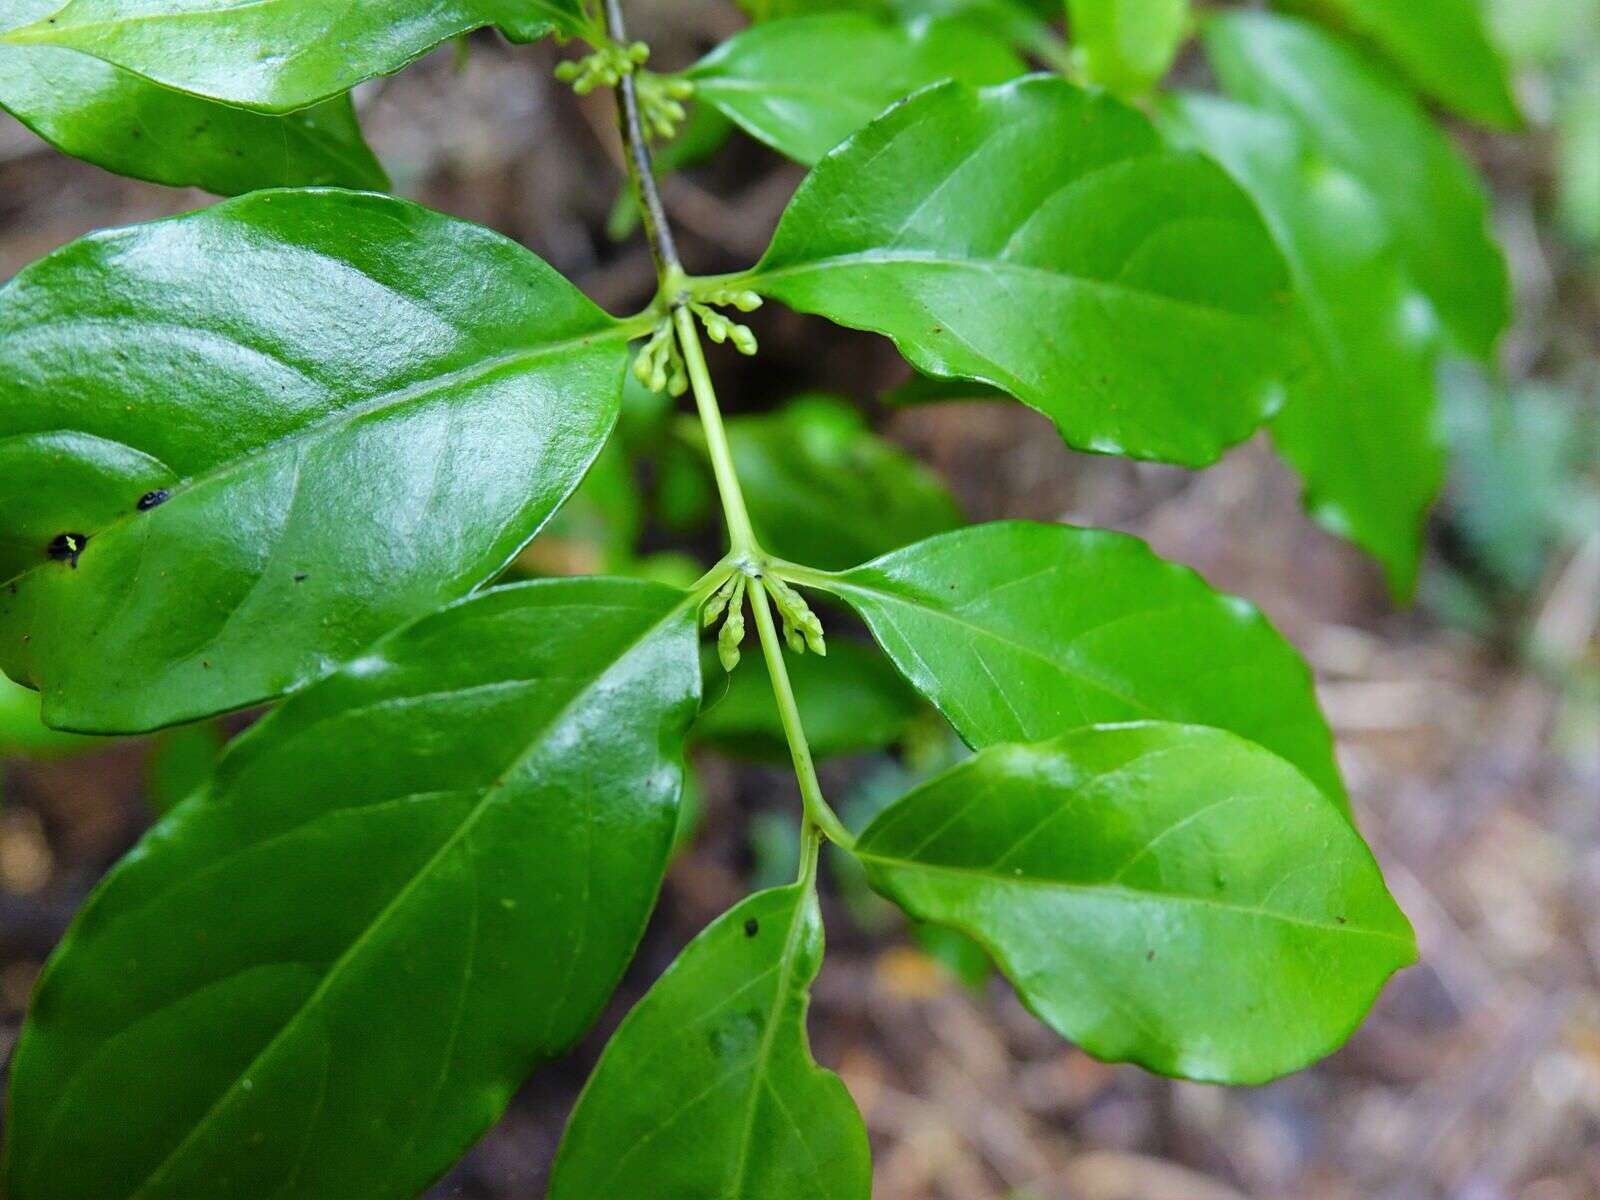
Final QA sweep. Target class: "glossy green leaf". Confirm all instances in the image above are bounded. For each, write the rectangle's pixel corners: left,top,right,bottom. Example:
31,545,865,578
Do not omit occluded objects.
854,723,1415,1083
1067,0,1191,95
3,577,701,1200
0,2,385,193
726,395,962,571
1,0,591,112
1278,0,1520,128
550,884,871,1200
0,189,631,733
816,521,1348,808
739,76,1300,467
1168,94,1444,600
686,12,1024,165
696,638,923,761
1205,11,1510,360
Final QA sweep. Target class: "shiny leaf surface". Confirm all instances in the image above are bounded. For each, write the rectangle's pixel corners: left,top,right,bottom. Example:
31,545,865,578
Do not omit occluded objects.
1169,94,1443,600
854,723,1416,1082
686,12,1024,165
0,190,630,732
726,395,962,571
0,0,384,193
1,0,590,112
3,578,701,1200
1205,11,1509,359
550,885,871,1200
818,521,1347,807
741,76,1299,466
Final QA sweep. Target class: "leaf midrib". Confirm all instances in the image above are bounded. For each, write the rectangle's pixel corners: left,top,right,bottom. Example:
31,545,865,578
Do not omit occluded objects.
831,576,1170,726
725,888,810,1198
744,249,1277,327
124,592,694,1199
0,319,639,591
856,851,1412,945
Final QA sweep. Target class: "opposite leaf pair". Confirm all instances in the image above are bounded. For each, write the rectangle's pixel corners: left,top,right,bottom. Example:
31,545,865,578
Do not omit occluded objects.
4,532,1415,1198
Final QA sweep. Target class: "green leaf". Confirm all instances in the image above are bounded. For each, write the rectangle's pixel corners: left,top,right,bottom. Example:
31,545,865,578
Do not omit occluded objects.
816,521,1348,809
1066,0,1191,96
0,0,591,112
696,638,923,761
0,674,97,758
1167,94,1443,601
550,884,871,1200
686,12,1024,165
1204,11,1510,360
853,722,1415,1083
0,189,631,733
726,395,962,571
739,76,1301,467
1278,0,1520,129
3,577,701,1200
0,0,385,194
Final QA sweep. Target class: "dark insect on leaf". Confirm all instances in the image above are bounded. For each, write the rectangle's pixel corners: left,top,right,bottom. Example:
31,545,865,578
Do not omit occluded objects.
46,533,86,566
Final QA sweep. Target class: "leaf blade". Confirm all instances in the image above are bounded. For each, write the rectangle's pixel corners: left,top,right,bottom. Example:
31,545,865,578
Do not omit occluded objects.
550,884,871,1200
0,0,386,194
2,578,702,1200
823,521,1348,809
1204,10,1509,360
1167,93,1444,600
687,12,1024,165
1277,0,1520,128
741,76,1301,467
854,723,1415,1083
2,0,591,112
0,189,631,733
1066,0,1191,95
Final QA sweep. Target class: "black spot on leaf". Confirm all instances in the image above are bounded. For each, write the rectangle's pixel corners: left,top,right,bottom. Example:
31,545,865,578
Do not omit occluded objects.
47,533,87,567
743,918,759,938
